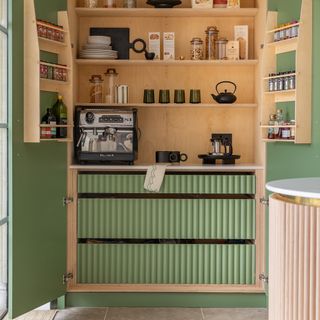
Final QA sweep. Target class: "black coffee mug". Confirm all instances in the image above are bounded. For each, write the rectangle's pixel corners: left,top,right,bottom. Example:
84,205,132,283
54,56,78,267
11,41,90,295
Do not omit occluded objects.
156,151,188,163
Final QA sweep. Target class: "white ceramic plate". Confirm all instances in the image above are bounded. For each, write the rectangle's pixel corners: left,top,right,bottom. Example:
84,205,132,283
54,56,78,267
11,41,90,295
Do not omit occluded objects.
80,49,117,53
83,44,112,50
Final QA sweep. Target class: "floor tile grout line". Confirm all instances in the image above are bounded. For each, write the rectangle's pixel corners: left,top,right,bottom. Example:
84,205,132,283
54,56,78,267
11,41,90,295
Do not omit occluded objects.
201,307,205,320
103,307,109,320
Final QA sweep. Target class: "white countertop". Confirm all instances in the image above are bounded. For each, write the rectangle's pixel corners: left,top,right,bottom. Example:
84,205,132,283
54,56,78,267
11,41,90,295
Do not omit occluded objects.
266,178,320,199
70,163,264,172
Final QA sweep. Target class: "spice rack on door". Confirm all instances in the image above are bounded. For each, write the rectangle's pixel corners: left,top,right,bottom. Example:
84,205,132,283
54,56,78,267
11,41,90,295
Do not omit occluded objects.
260,0,312,144
24,0,73,143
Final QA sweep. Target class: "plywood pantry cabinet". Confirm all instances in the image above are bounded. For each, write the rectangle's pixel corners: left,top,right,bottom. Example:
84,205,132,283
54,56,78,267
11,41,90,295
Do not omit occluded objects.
20,0,291,313
58,0,270,297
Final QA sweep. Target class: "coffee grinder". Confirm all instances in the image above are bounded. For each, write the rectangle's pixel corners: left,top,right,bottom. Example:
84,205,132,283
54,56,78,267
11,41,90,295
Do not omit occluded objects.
198,133,240,165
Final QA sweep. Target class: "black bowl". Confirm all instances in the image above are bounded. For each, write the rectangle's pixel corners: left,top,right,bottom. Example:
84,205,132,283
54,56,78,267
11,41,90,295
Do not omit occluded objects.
146,0,182,8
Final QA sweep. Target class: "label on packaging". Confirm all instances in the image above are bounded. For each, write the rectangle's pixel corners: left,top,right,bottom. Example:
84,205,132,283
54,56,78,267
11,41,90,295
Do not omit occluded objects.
192,0,213,8
226,41,239,60
227,0,240,8
163,32,175,61
234,25,248,60
148,32,161,60
213,0,227,7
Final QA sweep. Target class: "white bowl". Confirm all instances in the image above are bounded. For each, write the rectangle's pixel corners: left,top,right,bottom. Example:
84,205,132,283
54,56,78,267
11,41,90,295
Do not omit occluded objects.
88,35,111,45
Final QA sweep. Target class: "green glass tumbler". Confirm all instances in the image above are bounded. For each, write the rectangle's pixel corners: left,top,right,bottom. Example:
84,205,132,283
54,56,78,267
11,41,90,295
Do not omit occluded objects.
159,89,170,104
189,89,201,104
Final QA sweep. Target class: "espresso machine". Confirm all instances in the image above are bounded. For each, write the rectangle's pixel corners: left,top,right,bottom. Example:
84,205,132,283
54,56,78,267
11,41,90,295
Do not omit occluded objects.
74,107,138,164
198,133,240,165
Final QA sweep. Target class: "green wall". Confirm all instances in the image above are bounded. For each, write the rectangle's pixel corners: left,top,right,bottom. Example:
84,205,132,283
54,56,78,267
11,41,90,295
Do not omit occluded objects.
267,0,320,181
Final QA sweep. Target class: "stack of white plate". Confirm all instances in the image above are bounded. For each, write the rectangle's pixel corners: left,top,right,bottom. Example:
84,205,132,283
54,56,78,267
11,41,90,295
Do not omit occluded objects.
79,36,118,59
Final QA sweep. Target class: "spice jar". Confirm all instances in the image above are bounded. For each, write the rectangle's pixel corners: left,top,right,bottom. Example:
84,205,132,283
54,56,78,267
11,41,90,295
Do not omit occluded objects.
47,65,54,80
104,68,118,103
40,63,48,79
205,26,219,60
123,0,137,7
215,38,228,60
268,114,277,139
290,120,296,139
84,0,98,7
190,37,204,60
89,75,104,103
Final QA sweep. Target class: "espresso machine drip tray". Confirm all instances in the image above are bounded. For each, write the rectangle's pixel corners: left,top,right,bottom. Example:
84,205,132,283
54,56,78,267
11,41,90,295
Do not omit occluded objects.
198,154,241,165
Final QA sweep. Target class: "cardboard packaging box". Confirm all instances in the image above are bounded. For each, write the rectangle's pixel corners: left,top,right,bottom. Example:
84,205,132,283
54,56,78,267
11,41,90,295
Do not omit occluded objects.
227,0,240,8
192,0,213,8
148,32,161,60
163,32,175,60
226,41,239,60
213,0,227,8
234,25,248,60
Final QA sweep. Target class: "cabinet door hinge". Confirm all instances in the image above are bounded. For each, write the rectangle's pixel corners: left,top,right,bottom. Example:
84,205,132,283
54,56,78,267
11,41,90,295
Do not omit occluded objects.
63,272,73,284
260,198,269,206
63,197,74,207
259,273,269,283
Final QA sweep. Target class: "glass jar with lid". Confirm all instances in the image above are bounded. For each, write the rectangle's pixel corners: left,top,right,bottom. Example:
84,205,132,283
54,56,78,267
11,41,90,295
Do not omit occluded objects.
104,68,118,103
215,38,228,60
123,0,137,7
205,26,219,60
268,114,277,139
89,75,104,103
84,0,98,8
190,37,204,60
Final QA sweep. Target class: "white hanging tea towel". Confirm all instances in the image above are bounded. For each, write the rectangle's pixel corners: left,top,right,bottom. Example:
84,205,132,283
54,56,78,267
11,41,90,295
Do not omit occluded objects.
144,164,167,192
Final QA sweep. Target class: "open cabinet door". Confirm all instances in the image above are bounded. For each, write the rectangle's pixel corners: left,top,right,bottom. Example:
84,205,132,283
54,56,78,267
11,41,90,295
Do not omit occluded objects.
9,0,68,318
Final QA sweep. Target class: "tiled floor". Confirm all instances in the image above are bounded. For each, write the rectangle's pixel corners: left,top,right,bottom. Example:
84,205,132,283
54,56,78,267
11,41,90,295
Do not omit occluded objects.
54,308,268,320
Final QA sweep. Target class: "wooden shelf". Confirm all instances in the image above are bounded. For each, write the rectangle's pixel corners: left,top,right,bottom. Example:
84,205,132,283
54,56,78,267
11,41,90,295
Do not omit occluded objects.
40,78,70,92
260,125,296,128
261,3,312,144
75,7,258,18
38,36,67,54
40,124,73,128
266,37,298,54
40,61,71,70
265,89,296,102
40,138,73,143
75,59,259,67
266,22,300,34
262,138,295,143
36,21,68,33
263,72,296,80
24,2,73,143
75,103,258,109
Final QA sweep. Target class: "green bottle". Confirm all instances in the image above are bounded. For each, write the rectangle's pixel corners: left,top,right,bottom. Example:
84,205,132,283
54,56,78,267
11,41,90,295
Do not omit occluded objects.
52,95,67,138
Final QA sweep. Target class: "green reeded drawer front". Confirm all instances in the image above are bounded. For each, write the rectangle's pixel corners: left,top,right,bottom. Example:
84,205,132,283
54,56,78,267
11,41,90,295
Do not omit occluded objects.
78,174,256,194
77,244,256,285
78,199,256,239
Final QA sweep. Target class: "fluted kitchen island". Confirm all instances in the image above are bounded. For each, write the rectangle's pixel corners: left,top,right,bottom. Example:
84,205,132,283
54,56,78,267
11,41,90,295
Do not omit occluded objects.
266,178,320,320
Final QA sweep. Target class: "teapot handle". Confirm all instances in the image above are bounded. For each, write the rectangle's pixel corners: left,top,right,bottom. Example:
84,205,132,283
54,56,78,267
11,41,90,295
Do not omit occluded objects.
216,81,237,94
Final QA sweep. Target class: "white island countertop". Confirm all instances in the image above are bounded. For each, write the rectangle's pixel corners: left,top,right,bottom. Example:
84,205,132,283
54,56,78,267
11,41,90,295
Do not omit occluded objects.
266,177,320,199
70,163,264,172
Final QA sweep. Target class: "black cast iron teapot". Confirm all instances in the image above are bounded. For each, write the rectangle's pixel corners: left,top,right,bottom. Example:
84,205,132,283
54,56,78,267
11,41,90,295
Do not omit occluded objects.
211,81,237,104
